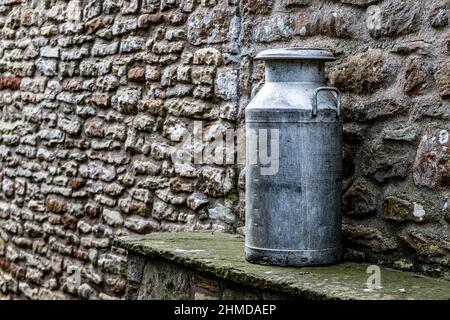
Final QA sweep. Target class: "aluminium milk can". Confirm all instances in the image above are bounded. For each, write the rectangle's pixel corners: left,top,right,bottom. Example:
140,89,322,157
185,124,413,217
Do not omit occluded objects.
245,48,343,266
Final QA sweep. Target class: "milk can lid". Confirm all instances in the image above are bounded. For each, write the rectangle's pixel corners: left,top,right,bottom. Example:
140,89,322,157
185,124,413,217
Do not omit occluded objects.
255,48,336,61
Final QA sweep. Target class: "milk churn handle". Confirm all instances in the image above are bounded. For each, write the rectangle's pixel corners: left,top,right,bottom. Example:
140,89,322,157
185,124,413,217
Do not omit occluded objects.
312,87,341,117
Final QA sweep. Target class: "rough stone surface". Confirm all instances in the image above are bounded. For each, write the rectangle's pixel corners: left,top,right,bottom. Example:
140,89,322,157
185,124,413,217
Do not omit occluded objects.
413,129,450,189
360,141,412,183
330,49,392,94
402,227,450,267
342,224,399,253
294,9,353,38
435,61,450,98
429,5,449,28
368,0,421,38
0,76,21,90
343,178,379,217
382,126,419,142
383,196,429,223
404,58,429,96
339,0,380,6
0,0,449,300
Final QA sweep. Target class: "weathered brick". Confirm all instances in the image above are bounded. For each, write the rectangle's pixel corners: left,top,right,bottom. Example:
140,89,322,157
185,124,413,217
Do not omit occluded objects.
0,76,21,90
434,61,450,98
414,129,450,189
128,67,146,82
45,197,66,214
331,49,393,94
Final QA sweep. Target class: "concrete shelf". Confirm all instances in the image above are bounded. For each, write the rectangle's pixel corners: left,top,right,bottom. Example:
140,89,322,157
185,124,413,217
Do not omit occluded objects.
115,232,450,300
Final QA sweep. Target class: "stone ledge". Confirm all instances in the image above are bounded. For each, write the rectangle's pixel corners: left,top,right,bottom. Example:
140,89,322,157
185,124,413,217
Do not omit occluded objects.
114,232,450,300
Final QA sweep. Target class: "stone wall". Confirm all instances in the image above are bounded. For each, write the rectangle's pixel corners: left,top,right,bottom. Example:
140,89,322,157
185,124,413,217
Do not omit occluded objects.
0,0,448,299
125,254,291,300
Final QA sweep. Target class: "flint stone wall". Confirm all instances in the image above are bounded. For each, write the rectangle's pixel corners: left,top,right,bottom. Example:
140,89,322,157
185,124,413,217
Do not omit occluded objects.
0,0,449,299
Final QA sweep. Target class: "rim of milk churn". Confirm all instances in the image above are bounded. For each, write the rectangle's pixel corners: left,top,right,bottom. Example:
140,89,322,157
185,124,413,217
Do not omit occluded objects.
254,47,336,61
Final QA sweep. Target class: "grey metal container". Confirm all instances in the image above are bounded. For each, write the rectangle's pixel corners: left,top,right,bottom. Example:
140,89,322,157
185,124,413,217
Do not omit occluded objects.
245,48,343,267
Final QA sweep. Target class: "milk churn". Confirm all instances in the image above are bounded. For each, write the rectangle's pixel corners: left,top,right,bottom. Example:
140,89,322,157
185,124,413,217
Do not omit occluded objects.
245,48,343,266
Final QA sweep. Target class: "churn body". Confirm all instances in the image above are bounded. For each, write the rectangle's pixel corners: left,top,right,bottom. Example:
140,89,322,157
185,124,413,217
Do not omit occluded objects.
245,48,343,266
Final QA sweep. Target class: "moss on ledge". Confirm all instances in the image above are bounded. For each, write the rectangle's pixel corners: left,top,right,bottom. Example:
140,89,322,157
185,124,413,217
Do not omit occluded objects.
114,232,450,300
